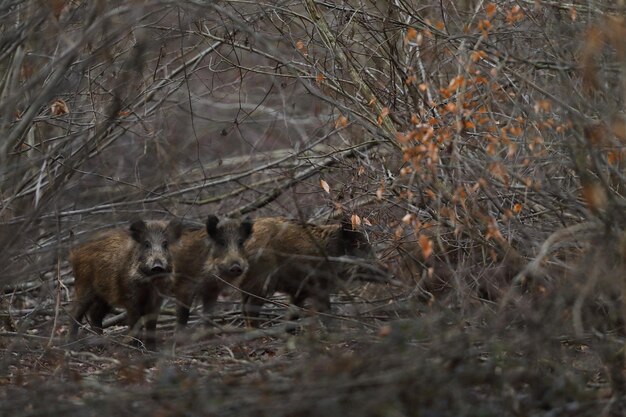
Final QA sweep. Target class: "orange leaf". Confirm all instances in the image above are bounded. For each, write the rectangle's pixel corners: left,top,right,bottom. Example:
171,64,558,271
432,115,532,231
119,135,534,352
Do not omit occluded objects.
405,28,418,42
470,50,487,62
509,125,522,136
478,19,492,34
335,114,348,128
534,99,552,113
569,6,577,21
513,203,523,214
351,214,361,229
507,143,517,158
485,217,504,241
485,3,497,18
418,234,433,259
50,99,69,116
396,132,409,143
581,181,608,212
448,75,465,91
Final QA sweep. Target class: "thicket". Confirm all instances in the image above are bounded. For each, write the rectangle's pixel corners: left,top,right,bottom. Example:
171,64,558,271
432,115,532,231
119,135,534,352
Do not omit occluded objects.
2,1,626,415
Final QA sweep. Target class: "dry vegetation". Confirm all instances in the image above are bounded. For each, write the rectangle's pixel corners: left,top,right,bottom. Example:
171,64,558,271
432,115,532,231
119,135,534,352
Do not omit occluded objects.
2,0,626,415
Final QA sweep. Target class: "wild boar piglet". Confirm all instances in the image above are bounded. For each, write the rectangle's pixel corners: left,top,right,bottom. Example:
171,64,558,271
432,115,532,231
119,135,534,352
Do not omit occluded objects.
172,215,253,328
240,217,388,328
69,219,182,350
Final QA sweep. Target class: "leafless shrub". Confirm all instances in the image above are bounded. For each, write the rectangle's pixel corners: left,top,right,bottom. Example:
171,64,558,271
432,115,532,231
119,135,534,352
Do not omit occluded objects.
2,0,626,415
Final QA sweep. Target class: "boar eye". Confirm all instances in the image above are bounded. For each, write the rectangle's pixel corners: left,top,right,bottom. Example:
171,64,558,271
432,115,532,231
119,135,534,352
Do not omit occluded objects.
162,241,168,249
144,241,152,249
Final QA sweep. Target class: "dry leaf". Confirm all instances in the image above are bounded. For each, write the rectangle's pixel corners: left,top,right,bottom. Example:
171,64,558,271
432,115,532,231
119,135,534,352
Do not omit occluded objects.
50,99,69,115
378,325,392,337
405,27,418,43
376,187,384,200
320,179,330,194
351,214,361,229
581,181,607,212
418,234,433,259
335,114,348,129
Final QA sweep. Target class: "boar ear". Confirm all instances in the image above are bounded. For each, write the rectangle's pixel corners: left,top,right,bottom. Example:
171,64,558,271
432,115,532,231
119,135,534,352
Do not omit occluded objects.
206,215,220,238
166,220,184,242
340,216,353,232
129,220,147,243
340,217,360,247
240,217,254,239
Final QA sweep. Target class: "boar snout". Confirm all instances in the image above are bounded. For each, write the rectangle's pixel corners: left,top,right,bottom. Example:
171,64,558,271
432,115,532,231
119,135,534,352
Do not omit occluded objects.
151,259,166,274
214,255,248,279
229,262,244,276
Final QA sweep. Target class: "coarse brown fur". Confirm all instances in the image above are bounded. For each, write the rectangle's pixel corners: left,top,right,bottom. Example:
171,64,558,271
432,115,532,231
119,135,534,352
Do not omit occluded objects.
69,220,183,350
171,215,253,328
240,217,386,327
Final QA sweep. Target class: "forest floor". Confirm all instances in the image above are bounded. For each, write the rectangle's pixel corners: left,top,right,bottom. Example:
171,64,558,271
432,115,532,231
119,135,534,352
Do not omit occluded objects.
0,281,619,417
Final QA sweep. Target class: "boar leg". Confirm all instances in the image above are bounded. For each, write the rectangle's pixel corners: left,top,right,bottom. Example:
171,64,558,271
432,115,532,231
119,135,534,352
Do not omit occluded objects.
144,319,157,351
143,305,161,351
125,306,144,347
200,284,220,326
70,292,96,340
137,293,162,351
240,273,277,328
287,288,332,332
241,292,266,328
87,299,110,334
175,278,195,328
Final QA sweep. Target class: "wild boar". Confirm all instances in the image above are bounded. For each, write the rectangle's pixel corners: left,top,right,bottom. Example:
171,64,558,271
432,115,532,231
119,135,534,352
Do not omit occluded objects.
240,217,386,327
69,219,183,350
172,215,253,328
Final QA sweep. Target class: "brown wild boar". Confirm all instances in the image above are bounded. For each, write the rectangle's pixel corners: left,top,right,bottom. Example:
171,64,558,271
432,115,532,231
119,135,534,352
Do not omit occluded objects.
240,217,387,327
172,215,253,328
69,219,183,350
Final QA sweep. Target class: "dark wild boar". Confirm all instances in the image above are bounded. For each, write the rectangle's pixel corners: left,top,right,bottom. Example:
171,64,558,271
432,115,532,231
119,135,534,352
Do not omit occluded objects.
240,217,387,327
172,215,253,328
69,219,183,350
